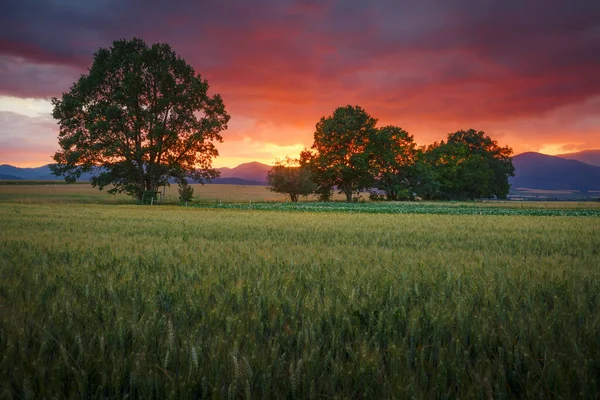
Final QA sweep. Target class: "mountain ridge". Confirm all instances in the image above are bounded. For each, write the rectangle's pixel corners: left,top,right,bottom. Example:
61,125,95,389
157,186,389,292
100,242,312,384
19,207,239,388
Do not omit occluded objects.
217,162,271,182
555,149,600,167
0,162,272,184
510,152,600,191
3,155,600,191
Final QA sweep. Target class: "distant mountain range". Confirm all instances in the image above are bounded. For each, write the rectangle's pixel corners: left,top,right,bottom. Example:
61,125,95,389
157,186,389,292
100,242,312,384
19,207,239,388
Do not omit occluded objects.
2,153,600,192
510,152,600,191
555,149,600,167
214,162,270,185
0,173,23,180
0,162,271,185
0,164,56,180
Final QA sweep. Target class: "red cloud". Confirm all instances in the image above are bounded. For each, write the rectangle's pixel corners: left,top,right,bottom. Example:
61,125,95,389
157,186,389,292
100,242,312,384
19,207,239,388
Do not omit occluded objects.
1,0,599,167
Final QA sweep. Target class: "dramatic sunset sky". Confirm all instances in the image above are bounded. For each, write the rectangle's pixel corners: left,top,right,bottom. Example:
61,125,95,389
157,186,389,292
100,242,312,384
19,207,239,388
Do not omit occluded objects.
1,0,599,168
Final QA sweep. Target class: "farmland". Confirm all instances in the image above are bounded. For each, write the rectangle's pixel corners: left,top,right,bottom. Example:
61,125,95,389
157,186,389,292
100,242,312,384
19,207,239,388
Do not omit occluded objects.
198,200,600,216
1,192,599,398
1,182,599,208
0,182,295,204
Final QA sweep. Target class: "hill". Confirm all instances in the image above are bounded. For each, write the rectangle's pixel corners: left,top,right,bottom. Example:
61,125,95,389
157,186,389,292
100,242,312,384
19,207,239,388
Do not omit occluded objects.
0,162,272,184
0,173,23,180
0,164,100,181
510,152,600,191
4,156,600,192
207,177,267,186
0,164,55,180
217,161,270,183
556,149,600,167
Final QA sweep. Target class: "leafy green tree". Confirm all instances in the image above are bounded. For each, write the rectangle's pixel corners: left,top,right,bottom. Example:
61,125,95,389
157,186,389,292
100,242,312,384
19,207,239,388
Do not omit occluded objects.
299,148,332,201
450,129,514,198
370,125,417,200
424,141,470,199
310,105,378,202
178,181,194,204
425,129,514,199
267,157,316,202
50,38,230,202
408,148,441,200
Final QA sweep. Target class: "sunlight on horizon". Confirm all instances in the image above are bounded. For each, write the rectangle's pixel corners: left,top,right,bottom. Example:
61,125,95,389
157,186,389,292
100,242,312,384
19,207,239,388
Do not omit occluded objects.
538,143,587,155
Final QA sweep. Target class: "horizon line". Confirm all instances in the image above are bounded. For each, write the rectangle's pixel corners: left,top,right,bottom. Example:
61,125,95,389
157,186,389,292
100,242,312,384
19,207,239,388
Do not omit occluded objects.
3,149,600,170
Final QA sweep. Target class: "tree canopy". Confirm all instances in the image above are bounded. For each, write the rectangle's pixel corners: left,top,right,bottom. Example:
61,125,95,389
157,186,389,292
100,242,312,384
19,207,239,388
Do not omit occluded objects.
304,107,514,202
425,129,514,199
267,157,315,202
51,38,230,201
370,125,417,200
310,105,379,202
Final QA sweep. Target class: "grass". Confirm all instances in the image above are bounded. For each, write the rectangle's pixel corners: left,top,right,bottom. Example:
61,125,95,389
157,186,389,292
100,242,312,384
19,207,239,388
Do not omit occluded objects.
1,202,599,398
1,182,600,208
0,183,133,204
0,183,295,204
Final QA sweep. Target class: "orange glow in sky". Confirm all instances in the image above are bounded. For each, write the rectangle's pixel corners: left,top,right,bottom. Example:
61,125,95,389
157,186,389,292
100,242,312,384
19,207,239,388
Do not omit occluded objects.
1,1,599,167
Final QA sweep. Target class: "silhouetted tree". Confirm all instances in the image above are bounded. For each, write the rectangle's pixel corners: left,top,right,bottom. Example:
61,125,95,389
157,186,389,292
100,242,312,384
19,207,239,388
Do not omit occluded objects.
267,157,315,202
310,105,379,202
51,38,230,201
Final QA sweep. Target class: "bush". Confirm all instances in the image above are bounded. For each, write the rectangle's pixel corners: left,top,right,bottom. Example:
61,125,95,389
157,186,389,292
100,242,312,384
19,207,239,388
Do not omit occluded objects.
178,182,194,203
141,190,158,205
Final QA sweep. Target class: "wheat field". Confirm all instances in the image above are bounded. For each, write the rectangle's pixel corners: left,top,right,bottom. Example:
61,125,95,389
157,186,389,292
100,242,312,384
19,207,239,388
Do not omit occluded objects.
1,201,599,398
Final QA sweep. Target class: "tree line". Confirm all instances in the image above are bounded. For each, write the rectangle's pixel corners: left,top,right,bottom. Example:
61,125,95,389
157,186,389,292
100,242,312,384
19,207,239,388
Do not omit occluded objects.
50,38,513,203
268,105,514,202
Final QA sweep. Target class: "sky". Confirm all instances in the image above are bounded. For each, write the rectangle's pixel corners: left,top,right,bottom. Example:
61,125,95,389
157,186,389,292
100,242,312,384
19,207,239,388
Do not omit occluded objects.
1,0,599,168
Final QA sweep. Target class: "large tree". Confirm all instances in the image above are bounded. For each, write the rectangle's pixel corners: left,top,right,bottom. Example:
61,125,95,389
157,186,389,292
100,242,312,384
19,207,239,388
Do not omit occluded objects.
425,129,514,199
310,105,379,202
51,38,230,201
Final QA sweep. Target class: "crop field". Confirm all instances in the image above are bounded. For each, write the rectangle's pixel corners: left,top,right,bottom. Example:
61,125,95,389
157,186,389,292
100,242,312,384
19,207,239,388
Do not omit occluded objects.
1,182,600,208
0,182,316,204
1,199,599,399
197,201,600,217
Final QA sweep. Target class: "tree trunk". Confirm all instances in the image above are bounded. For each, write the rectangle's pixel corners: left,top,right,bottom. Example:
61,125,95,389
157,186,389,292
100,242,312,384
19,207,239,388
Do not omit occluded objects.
290,194,299,203
137,176,145,202
345,190,353,203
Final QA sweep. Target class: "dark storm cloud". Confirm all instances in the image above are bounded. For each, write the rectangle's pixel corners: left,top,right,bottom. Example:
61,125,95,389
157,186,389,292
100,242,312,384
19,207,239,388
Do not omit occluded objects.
2,0,598,104
0,56,81,97
1,0,599,161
